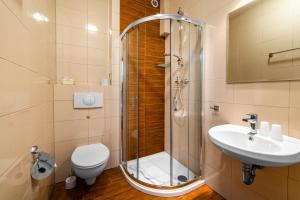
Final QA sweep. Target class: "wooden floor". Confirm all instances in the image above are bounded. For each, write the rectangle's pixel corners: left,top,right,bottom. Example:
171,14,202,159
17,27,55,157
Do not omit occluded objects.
52,167,225,200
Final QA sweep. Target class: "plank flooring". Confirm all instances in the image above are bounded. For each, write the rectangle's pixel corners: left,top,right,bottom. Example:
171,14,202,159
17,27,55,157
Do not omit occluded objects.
52,167,225,200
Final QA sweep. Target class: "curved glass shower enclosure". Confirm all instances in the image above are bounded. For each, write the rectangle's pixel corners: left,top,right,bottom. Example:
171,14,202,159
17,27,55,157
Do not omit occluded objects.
120,14,203,189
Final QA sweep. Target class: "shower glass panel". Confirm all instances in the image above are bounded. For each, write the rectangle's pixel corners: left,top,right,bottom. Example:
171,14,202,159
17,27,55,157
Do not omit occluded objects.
170,20,191,186
170,20,202,186
120,14,203,188
121,27,139,179
188,24,202,179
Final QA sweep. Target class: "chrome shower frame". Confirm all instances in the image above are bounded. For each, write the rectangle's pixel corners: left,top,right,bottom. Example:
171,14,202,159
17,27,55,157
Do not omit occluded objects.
119,13,205,196
120,14,203,39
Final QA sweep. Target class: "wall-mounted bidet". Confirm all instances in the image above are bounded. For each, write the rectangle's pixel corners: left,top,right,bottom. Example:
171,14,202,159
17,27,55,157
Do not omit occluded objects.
71,143,110,185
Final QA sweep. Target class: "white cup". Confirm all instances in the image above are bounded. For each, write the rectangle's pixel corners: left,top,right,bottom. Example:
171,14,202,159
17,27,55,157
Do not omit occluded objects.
260,121,269,137
270,124,283,141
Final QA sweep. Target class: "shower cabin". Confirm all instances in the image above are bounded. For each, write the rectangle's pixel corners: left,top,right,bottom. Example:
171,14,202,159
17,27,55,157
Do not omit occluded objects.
120,14,204,196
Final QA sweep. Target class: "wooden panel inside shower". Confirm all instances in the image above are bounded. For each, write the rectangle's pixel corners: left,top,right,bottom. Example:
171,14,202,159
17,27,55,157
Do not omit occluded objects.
121,0,165,159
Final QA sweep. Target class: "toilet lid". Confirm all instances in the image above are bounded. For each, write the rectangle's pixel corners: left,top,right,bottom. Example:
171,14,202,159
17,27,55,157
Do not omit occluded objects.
71,143,109,168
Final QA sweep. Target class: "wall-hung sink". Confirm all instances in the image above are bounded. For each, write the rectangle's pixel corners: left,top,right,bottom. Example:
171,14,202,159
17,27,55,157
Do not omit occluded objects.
208,124,300,185
208,124,300,167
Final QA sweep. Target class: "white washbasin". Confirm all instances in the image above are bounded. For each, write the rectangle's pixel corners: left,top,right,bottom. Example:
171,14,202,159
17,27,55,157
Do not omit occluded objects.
208,124,300,167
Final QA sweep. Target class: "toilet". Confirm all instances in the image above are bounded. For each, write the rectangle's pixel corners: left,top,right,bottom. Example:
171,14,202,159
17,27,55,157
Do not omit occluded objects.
71,143,110,185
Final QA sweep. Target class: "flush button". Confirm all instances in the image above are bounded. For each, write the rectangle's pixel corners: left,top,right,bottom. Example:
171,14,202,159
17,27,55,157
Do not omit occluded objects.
83,94,95,106
74,92,103,108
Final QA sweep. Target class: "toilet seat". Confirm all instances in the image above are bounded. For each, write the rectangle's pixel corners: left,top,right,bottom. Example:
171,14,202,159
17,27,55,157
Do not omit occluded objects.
71,143,109,169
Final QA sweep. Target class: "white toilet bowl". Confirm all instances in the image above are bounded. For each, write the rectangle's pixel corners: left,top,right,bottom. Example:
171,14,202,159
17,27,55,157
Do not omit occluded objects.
71,143,109,185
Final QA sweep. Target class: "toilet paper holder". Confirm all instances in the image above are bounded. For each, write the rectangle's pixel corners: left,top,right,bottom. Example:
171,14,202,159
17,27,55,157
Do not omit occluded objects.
30,145,56,181
31,145,39,155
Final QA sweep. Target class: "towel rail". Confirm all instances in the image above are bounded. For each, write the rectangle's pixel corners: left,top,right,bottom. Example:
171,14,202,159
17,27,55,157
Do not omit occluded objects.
269,47,300,58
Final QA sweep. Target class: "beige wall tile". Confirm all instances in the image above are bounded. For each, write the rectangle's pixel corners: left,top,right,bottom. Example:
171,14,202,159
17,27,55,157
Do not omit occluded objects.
88,48,107,66
0,59,34,116
289,107,300,139
205,79,234,103
88,117,105,137
0,2,37,72
233,104,289,134
88,32,108,49
106,150,119,169
55,160,71,183
55,119,89,142
57,44,87,65
234,82,290,107
54,84,89,101
204,142,231,174
88,0,109,17
55,138,88,166
111,11,120,31
57,25,87,46
0,105,46,175
290,81,300,107
57,62,87,83
112,0,120,13
0,0,55,198
88,66,106,84
56,6,87,29
231,159,287,200
111,47,120,65
57,0,87,12
0,154,33,200
231,182,265,200
89,106,105,119
204,165,231,199
54,101,88,121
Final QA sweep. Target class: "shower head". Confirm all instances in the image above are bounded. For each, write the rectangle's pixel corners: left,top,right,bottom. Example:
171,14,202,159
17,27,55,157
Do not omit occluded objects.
151,0,159,8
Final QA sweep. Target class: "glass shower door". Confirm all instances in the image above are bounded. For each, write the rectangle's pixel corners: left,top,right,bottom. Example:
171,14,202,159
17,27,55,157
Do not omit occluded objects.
170,20,203,186
120,15,203,189
121,27,139,179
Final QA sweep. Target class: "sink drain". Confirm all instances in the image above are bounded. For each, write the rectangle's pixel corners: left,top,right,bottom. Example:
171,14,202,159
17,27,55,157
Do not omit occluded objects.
177,175,188,182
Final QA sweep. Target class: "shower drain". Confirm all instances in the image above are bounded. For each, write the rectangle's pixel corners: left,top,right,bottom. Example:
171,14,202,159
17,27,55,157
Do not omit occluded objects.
177,175,188,182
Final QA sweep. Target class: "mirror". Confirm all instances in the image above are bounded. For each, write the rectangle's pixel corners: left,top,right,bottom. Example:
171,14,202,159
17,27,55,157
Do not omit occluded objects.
227,0,300,83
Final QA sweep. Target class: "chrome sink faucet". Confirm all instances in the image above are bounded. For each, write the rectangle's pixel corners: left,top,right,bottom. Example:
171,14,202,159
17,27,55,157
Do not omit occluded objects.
242,114,258,136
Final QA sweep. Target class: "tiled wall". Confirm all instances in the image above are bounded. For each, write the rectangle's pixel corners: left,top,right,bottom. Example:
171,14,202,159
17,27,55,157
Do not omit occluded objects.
164,0,300,199
0,0,56,199
54,0,120,183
